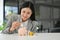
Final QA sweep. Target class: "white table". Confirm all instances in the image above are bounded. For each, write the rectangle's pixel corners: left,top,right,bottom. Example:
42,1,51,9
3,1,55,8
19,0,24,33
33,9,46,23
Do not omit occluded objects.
0,33,60,40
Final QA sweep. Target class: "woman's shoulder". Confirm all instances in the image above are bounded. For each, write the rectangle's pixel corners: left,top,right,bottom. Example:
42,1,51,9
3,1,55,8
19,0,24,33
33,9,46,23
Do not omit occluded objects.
32,20,41,25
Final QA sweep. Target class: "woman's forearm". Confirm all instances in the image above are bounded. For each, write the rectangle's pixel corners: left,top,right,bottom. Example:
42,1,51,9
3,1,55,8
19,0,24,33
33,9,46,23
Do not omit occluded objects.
9,27,15,32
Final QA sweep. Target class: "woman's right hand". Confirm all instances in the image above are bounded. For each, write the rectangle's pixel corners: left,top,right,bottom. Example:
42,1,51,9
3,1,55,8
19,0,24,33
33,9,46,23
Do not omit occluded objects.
10,21,21,32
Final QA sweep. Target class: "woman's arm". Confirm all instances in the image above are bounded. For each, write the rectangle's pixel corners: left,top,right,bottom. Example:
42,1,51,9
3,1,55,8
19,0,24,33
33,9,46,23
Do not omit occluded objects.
2,14,18,34
31,21,41,33
2,15,14,34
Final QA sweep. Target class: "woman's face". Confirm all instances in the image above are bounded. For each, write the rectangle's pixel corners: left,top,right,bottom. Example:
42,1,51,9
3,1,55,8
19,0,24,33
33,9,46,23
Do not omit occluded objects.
21,7,32,21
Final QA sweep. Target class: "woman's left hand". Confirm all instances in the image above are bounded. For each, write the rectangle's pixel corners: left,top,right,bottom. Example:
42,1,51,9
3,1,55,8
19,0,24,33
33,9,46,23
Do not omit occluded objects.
18,27,28,36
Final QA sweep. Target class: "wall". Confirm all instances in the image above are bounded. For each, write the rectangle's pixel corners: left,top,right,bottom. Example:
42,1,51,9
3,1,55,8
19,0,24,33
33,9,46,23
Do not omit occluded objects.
0,0,3,25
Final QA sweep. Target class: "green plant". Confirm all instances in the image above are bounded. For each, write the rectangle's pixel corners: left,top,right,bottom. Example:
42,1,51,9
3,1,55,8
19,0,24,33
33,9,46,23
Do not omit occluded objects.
0,22,6,31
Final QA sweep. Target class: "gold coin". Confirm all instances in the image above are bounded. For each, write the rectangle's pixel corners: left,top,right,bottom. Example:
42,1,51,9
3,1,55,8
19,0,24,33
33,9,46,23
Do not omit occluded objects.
29,32,34,36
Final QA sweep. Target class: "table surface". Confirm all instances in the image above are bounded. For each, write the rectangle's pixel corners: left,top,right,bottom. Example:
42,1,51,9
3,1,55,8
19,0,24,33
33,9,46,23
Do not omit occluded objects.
0,31,60,40
0,33,60,40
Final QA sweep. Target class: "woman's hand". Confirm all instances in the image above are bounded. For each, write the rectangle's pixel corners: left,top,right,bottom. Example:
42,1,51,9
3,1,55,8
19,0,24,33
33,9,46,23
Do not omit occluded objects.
10,21,21,32
18,27,28,36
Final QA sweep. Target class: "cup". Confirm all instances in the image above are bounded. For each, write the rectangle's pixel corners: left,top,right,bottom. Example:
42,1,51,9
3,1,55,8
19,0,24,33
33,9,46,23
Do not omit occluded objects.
28,31,34,36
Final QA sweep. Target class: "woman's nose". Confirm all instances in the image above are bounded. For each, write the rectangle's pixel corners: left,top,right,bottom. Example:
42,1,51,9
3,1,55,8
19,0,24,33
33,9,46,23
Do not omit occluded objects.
24,13,27,17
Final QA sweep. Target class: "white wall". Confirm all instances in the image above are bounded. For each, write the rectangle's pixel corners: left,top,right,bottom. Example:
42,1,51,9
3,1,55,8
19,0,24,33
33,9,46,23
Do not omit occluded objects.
0,0,3,25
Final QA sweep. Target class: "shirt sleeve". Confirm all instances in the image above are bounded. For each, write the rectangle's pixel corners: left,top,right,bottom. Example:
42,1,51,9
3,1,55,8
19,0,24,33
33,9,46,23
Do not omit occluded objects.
2,14,18,34
30,21,41,33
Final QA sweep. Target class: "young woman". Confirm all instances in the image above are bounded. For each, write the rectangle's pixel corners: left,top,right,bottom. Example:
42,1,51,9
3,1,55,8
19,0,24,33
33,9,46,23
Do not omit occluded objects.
2,1,40,36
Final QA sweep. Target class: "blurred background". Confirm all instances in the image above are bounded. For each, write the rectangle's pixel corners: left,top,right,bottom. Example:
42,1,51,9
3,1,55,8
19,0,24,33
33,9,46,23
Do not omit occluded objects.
0,0,60,33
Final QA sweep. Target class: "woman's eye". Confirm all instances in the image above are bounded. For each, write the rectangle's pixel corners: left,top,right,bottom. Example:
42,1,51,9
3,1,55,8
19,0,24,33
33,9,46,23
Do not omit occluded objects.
27,13,30,14
23,11,25,13
27,12,30,14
